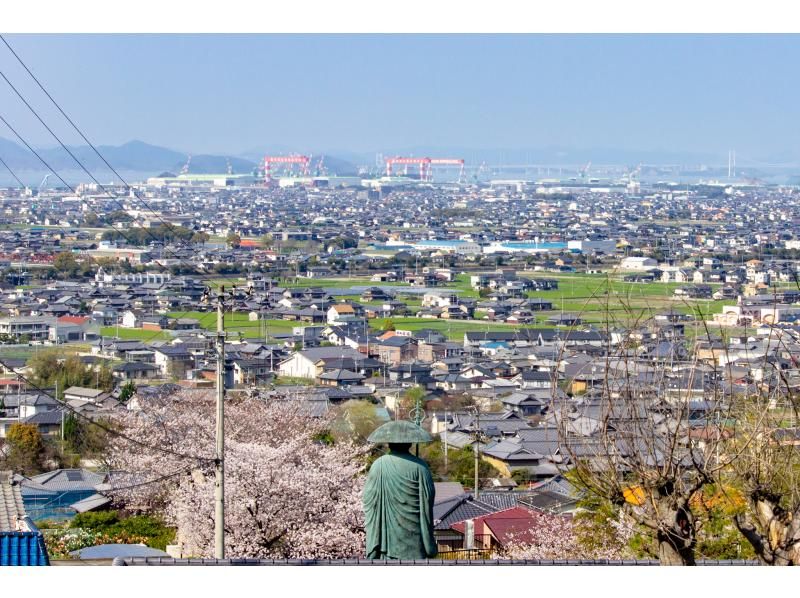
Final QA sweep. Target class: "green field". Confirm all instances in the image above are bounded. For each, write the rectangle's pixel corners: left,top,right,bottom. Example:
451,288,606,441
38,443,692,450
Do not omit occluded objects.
102,271,737,346
166,312,299,338
281,278,409,289
0,342,96,361
517,272,727,325
99,327,174,341
378,317,545,340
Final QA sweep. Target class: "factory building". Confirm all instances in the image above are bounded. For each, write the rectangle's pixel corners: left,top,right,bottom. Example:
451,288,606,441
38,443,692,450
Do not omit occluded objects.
567,239,618,254
412,240,482,256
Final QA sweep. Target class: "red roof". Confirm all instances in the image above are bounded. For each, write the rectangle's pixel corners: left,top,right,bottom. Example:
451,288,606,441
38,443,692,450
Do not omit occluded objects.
240,239,260,248
451,506,569,547
57,316,88,325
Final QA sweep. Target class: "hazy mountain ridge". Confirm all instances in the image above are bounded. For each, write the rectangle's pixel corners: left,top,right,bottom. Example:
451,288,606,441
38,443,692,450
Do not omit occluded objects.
1,137,795,183
0,138,258,176
0,138,363,177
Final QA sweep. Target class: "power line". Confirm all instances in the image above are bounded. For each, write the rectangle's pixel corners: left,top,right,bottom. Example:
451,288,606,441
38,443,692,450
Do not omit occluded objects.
0,68,126,198
0,75,199,259
0,110,176,293
104,465,197,493
0,35,226,266
0,154,25,188
0,353,213,464
0,112,79,192
0,110,213,346
0,54,235,345
0,34,135,186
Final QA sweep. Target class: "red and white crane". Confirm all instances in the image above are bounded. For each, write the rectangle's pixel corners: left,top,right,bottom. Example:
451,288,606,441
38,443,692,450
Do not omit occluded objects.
384,156,465,182
430,158,465,183
385,156,431,180
263,155,311,183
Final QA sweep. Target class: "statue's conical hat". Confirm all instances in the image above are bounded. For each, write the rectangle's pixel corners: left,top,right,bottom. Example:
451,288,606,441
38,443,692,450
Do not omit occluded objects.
367,420,433,444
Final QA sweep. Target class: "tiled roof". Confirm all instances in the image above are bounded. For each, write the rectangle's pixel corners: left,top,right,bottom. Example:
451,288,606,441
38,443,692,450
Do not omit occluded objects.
0,522,50,565
57,315,89,325
0,471,25,532
433,494,498,529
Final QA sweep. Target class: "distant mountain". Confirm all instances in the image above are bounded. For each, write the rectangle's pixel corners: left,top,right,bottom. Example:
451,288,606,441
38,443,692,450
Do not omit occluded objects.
370,145,731,167
240,147,359,176
3,136,794,181
177,155,257,175
0,138,258,175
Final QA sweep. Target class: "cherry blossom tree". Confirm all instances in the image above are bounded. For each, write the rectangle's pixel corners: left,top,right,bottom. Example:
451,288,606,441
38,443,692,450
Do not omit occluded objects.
107,387,367,558
495,510,633,560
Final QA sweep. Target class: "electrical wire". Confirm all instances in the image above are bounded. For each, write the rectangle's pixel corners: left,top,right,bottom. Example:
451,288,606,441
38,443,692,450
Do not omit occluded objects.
0,353,214,464
0,112,79,192
0,50,254,345
0,105,221,346
0,90,201,266
103,465,197,493
0,154,25,188
0,36,232,270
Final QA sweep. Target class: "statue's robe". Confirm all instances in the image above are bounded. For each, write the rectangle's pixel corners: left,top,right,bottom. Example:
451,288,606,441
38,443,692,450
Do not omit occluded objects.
363,450,438,559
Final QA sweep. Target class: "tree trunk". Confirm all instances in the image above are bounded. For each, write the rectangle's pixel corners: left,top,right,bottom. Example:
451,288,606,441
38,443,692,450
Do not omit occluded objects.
657,532,696,566
735,501,800,565
654,500,696,565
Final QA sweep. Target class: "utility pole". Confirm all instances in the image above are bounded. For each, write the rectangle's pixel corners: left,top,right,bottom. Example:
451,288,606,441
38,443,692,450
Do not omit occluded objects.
58,379,63,442
443,410,449,474
473,407,480,499
211,287,226,559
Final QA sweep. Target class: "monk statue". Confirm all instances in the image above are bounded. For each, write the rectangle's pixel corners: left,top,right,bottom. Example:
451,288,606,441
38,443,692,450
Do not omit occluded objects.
363,420,438,560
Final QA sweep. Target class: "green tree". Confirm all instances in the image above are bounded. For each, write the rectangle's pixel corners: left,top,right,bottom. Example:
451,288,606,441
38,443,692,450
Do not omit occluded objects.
62,414,112,458
191,231,210,245
53,251,80,278
380,318,395,332
419,442,502,488
82,213,101,227
69,511,176,551
119,381,136,403
226,232,242,248
5,423,44,474
397,385,426,420
27,351,114,395
330,400,386,444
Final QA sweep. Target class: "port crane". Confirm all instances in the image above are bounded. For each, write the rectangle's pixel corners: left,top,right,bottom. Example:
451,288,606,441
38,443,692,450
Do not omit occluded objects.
263,155,311,183
38,173,51,194
385,156,465,182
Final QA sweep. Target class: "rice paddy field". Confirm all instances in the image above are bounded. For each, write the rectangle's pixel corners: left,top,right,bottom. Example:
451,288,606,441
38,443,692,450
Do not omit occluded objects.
193,271,734,341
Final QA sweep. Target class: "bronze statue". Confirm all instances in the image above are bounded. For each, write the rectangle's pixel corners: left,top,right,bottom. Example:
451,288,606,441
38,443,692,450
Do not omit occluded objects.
363,421,438,560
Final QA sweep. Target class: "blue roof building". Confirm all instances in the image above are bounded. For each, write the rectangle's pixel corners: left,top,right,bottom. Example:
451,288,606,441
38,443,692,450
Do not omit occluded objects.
1,471,49,566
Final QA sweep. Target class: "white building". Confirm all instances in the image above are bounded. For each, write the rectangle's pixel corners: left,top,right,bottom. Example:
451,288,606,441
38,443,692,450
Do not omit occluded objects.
620,256,658,271
413,240,482,255
567,239,617,254
278,346,364,379
0,316,56,341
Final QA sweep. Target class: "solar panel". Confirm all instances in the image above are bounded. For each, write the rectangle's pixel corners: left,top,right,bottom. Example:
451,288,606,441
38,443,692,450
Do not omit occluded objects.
65,471,82,482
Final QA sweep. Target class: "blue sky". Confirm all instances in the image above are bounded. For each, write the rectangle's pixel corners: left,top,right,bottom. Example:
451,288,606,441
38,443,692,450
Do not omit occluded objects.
0,34,797,161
